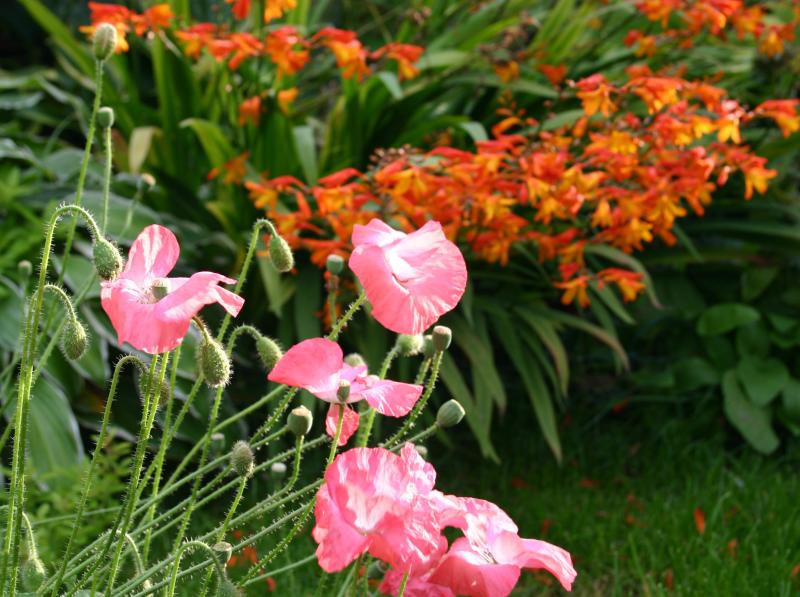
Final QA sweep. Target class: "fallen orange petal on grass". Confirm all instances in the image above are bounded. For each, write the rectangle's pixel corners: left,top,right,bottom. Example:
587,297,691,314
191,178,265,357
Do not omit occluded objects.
580,478,599,489
791,562,800,578
663,568,674,591
693,507,706,535
727,538,738,559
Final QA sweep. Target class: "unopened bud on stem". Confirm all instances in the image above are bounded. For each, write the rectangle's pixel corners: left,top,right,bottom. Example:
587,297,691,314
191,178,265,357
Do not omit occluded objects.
93,23,117,62
212,541,233,564
326,254,344,275
287,406,313,436
436,399,465,428
422,335,435,359
269,235,294,273
20,557,46,591
198,337,231,388
61,318,88,361
97,106,114,128
256,335,282,372
397,334,424,357
432,325,452,352
230,440,255,478
93,237,123,281
344,353,366,368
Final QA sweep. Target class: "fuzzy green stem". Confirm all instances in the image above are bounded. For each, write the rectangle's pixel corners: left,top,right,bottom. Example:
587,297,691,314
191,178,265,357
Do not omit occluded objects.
382,351,443,448
356,342,401,447
100,123,112,234
42,284,78,321
165,541,226,597
328,290,366,341
60,59,104,280
49,355,145,596
397,571,409,596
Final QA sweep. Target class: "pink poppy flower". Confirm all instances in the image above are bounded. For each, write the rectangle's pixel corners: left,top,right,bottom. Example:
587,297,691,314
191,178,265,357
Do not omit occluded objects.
379,569,455,597
100,225,244,354
349,220,467,335
428,497,577,596
313,444,447,573
268,338,422,445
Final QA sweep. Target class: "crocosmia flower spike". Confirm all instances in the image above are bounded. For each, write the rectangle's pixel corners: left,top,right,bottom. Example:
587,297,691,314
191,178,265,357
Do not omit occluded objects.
349,219,467,335
268,338,422,445
100,224,244,354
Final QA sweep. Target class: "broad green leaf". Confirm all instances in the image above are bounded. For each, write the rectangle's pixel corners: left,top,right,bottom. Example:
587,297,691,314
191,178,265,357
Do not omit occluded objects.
781,378,800,422
736,356,788,406
722,370,779,454
672,357,719,391
741,267,778,302
696,303,760,336
735,321,770,358
292,125,319,185
129,126,161,174
704,335,737,370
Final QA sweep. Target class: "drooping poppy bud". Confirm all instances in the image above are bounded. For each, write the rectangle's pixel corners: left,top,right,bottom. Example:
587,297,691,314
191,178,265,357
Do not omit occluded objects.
93,237,123,281
256,335,282,372
269,235,294,272
61,318,88,361
436,399,465,428
397,334,424,356
198,337,231,388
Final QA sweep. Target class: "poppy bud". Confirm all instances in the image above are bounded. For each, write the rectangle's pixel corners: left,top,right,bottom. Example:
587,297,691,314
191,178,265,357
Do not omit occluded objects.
256,335,282,372
93,237,123,281
268,235,294,273
18,260,32,279
270,461,287,479
397,334,424,357
422,334,435,359
344,353,366,368
230,440,255,478
198,337,231,388
414,444,428,459
432,325,452,352
436,399,465,428
97,106,115,128
20,557,46,591
93,23,117,62
61,318,88,361
287,406,313,436
217,579,243,597
326,254,344,275
212,541,233,564
337,380,351,402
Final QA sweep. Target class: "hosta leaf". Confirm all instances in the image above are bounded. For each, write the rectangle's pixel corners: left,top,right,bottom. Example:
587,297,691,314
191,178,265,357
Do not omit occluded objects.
696,303,760,336
722,370,779,454
736,356,788,406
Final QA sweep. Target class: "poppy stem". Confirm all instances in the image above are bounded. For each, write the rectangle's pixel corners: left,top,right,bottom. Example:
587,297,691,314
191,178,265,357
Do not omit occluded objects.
397,571,410,596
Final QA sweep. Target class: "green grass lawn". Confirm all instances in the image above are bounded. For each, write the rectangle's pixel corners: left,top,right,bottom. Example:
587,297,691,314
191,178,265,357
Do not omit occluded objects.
433,399,800,596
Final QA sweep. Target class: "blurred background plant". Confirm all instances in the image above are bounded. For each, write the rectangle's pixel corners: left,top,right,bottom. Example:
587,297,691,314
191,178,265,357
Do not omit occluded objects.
2,0,798,473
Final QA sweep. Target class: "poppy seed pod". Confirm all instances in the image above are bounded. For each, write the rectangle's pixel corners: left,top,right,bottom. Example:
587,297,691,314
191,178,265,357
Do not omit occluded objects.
436,399,465,428
268,235,294,272
93,237,123,281
97,106,115,128
326,254,344,275
217,579,243,597
198,337,231,388
256,335,282,372
287,405,313,436
337,379,351,402
397,334,424,357
230,440,255,478
344,352,366,368
212,541,233,564
432,325,452,352
61,318,88,361
20,557,47,591
92,23,117,61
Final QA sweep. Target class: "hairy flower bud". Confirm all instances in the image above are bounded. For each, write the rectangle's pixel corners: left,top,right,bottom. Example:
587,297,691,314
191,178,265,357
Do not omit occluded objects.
326,254,344,275
414,444,428,459
344,353,366,368
61,318,88,361
397,334,424,357
20,557,46,591
269,235,294,273
93,23,118,61
217,579,243,597
97,106,115,128
93,237,123,281
256,335,282,372
18,260,32,279
230,440,255,478
436,399,465,428
337,379,351,402
270,461,287,479
212,541,233,564
422,334,435,359
287,405,313,436
432,325,452,352
198,337,231,388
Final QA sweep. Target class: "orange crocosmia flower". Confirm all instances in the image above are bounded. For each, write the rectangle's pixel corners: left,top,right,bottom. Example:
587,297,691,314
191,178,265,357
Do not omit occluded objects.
277,87,299,114
87,1,133,25
228,32,263,70
226,0,251,20
758,26,785,57
576,74,616,117
637,0,679,25
740,157,776,199
538,64,567,86
753,99,800,138
598,268,646,302
208,152,249,184
176,23,217,58
693,507,706,535
266,26,310,77
373,43,425,80
238,96,262,126
264,0,297,22
629,77,682,113
494,61,520,83
555,275,591,308
315,28,370,80
141,4,174,32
